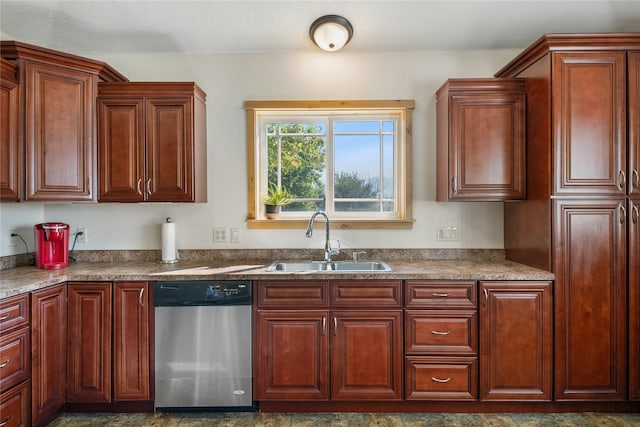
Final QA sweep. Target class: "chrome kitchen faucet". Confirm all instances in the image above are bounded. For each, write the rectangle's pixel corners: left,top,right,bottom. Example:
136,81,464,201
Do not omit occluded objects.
305,211,339,262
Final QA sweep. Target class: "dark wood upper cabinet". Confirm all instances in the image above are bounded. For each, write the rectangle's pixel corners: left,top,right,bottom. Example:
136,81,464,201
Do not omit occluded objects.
0,41,127,202
630,52,640,197
436,78,526,201
98,82,207,202
552,52,627,195
0,58,20,201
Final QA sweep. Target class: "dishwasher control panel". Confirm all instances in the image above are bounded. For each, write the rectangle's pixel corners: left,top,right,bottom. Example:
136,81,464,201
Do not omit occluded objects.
154,280,252,306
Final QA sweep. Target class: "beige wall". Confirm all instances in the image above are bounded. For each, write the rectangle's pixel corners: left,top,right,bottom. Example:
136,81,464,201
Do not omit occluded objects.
0,48,522,255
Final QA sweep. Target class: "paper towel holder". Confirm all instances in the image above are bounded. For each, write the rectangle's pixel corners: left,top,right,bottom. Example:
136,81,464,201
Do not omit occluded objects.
159,217,179,264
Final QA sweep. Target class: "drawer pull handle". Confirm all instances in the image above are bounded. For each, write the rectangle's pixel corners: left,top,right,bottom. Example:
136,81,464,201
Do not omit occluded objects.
0,359,10,368
0,416,11,427
0,314,10,321
431,377,451,383
432,293,449,297
431,330,451,335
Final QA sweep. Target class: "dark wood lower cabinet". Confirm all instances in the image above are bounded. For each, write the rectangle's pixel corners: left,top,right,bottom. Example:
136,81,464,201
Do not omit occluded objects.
480,281,552,401
254,310,329,400
331,310,403,400
0,380,30,427
630,198,640,401
31,284,67,426
67,283,112,403
554,200,627,401
113,282,151,401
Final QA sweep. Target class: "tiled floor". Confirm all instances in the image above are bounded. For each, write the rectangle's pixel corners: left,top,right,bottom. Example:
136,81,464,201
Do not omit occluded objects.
48,412,640,426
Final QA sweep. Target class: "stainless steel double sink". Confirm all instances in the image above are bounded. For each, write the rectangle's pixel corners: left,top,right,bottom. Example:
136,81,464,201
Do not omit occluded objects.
266,260,392,272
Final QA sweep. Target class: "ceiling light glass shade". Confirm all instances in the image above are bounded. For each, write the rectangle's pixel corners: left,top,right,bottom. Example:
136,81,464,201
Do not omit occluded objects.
309,15,353,52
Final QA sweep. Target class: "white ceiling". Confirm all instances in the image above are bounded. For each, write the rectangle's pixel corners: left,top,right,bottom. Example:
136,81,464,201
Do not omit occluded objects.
1,0,640,56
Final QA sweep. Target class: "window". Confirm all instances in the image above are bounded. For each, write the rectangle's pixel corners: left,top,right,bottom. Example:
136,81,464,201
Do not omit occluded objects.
245,100,415,229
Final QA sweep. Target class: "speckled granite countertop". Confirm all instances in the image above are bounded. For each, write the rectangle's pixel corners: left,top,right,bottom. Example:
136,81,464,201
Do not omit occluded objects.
0,251,554,299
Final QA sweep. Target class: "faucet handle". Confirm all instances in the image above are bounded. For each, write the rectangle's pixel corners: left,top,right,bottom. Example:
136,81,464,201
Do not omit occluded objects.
330,239,341,255
352,251,367,262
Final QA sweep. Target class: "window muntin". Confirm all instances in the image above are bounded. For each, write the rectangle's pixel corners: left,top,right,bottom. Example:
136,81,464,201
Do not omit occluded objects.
246,100,414,229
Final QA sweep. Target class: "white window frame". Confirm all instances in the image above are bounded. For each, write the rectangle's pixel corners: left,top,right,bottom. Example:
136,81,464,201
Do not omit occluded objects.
245,100,415,229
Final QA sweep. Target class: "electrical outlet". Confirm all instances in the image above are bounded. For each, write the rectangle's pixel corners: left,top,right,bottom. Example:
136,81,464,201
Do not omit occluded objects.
436,226,459,241
8,230,19,248
213,228,229,243
76,227,87,244
230,228,240,244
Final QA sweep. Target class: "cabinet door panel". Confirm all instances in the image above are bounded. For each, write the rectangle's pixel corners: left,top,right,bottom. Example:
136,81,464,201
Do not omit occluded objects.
554,199,627,400
630,198,640,400
0,61,20,201
254,310,328,400
145,98,193,202
113,282,150,400
67,283,112,403
98,98,145,201
24,61,95,201
480,281,552,401
332,310,402,400
552,52,626,195
630,52,640,196
31,284,67,426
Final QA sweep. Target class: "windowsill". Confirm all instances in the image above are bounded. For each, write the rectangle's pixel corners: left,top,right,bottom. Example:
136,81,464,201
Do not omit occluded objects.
246,218,415,230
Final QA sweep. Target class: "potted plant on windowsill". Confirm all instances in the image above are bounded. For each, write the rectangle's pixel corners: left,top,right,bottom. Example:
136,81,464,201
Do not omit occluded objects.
264,184,291,219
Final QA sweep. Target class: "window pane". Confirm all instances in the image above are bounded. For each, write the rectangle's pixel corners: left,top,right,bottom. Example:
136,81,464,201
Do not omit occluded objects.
334,121,380,133
382,134,394,199
335,201,380,212
267,122,327,210
382,121,394,132
334,134,381,212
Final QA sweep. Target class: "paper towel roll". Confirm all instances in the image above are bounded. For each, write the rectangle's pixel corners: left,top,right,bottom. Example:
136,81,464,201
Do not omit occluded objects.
161,219,177,262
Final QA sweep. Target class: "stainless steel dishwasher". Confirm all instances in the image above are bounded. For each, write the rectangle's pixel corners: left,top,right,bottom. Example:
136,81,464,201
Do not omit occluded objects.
154,280,253,410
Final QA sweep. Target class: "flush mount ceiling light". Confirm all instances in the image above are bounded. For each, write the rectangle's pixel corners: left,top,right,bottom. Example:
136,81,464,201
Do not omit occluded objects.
309,15,353,52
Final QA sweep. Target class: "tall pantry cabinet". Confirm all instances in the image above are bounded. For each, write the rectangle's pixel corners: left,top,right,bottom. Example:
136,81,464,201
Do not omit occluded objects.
497,34,640,401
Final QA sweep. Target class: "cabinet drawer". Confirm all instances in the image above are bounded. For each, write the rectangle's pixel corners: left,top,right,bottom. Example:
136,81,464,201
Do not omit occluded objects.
405,356,477,400
0,327,30,392
0,294,29,334
405,310,477,354
405,281,477,308
0,380,30,427
331,280,402,308
257,281,329,308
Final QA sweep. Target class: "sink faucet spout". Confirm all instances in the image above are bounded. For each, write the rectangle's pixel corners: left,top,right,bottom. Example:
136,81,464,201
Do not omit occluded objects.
305,211,339,262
